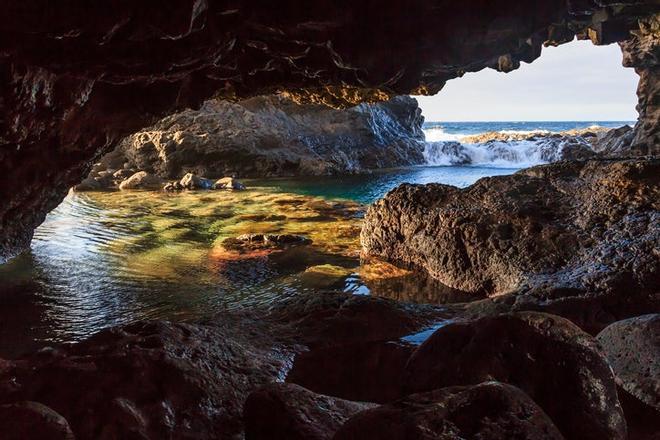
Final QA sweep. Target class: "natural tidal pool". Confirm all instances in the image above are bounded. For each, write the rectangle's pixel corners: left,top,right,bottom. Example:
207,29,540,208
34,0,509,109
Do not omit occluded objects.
0,165,517,357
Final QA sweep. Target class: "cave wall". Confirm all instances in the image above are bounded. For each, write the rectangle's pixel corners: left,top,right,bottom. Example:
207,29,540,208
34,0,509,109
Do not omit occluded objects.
1,1,659,262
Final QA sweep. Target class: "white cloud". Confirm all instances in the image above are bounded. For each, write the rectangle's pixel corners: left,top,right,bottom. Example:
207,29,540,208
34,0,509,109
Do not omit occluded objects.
414,39,639,122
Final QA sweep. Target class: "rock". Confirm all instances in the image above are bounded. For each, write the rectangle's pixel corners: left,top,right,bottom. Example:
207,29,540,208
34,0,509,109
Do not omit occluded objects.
333,382,565,440
361,159,659,323
112,95,425,179
403,312,627,440
214,177,246,190
112,168,135,180
222,234,312,253
286,341,415,403
0,401,74,440
244,383,375,440
423,141,472,165
117,171,164,190
179,172,214,189
596,314,660,411
0,319,295,439
72,176,103,191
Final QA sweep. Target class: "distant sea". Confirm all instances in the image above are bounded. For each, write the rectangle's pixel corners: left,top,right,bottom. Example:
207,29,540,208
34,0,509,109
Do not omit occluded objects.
423,120,636,142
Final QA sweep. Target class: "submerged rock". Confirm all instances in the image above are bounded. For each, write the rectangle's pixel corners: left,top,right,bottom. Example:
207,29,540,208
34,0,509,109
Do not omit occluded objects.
403,312,627,440
244,383,375,440
222,234,313,253
597,314,660,411
334,382,564,440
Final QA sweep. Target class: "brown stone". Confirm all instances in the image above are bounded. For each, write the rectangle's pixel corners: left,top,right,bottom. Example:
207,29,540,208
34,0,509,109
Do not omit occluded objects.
403,312,626,440
333,382,564,440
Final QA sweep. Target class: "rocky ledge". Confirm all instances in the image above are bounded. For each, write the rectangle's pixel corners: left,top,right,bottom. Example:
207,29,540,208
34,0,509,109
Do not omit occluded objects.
77,94,425,189
362,158,659,331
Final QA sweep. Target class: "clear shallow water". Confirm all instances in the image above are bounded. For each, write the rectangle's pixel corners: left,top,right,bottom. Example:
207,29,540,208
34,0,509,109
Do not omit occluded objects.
0,165,508,357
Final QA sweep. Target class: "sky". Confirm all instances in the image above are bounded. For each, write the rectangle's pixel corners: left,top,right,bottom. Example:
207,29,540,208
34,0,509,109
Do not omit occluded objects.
414,39,639,122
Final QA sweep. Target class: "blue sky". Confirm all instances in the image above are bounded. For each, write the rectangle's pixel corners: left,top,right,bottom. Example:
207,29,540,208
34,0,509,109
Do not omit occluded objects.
414,39,639,122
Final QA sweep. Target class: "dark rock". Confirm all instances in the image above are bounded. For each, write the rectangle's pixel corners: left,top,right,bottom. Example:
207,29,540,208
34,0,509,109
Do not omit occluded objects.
222,233,312,252
403,312,627,440
0,401,74,440
361,158,660,327
617,387,660,440
244,382,375,440
0,319,295,439
333,381,565,440
286,341,415,403
597,314,660,411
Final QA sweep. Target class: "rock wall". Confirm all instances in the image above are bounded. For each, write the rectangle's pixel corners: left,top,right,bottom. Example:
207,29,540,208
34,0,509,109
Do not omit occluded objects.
90,95,425,180
1,1,659,262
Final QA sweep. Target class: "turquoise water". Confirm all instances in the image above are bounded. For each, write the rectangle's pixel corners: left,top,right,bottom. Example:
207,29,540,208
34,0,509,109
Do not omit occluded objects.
250,165,519,204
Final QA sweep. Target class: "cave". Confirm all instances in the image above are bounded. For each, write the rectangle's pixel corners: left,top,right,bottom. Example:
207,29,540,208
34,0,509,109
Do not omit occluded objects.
0,2,659,439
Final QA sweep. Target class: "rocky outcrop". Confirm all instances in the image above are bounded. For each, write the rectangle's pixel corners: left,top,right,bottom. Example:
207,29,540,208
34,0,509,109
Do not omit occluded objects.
361,159,659,306
334,382,565,440
2,1,659,262
244,383,376,440
86,95,425,181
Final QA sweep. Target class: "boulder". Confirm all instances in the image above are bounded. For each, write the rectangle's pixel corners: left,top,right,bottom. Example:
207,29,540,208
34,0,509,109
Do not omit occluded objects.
117,171,164,190
286,341,415,403
597,314,660,411
221,234,312,253
214,177,246,190
244,382,375,440
403,312,626,440
0,401,74,440
179,172,214,189
361,159,660,330
333,382,564,440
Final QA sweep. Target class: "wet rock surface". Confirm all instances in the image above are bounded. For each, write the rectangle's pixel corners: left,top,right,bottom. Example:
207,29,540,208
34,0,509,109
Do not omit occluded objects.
333,382,565,440
597,314,660,411
362,159,660,325
0,401,74,440
244,382,375,440
404,312,627,440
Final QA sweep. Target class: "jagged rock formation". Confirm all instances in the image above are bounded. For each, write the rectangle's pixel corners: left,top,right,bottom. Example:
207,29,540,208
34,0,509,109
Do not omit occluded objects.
1,1,659,262
82,95,425,182
361,158,659,330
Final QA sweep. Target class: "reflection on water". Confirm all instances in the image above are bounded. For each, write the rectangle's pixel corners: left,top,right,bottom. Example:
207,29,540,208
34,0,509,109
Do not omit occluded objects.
0,166,514,358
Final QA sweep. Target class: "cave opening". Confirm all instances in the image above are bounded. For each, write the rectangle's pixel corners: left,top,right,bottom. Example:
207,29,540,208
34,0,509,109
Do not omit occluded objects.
0,3,658,439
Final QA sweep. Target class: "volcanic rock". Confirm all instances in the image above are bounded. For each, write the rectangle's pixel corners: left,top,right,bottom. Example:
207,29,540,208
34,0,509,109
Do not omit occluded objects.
597,314,660,411
403,312,626,440
244,382,375,440
0,401,74,440
333,381,565,440
361,159,660,316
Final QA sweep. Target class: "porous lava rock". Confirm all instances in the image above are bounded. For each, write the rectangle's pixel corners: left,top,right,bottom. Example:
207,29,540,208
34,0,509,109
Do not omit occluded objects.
243,382,376,440
0,319,296,440
596,314,660,411
403,312,627,440
361,158,660,326
333,381,565,440
2,1,659,262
